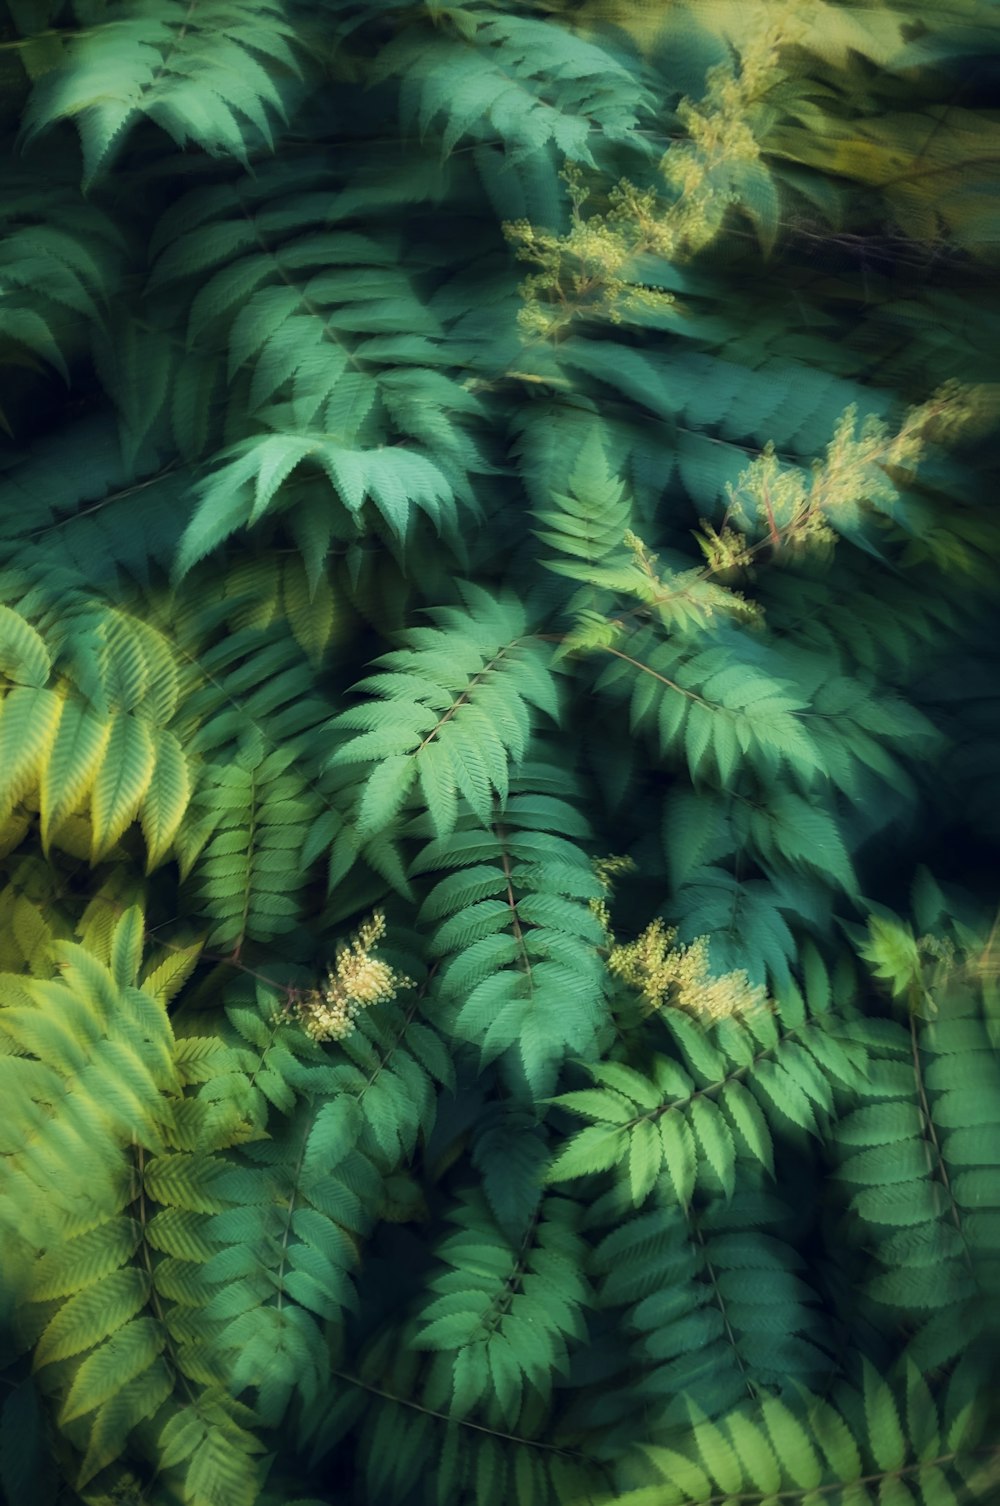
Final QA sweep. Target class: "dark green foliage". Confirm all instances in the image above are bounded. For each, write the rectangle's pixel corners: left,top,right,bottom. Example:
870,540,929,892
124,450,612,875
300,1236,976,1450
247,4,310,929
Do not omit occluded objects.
1,1,999,1504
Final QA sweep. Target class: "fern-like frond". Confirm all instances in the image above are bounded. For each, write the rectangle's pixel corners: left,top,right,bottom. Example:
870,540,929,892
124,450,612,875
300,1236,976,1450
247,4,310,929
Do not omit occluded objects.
593,626,825,791
149,962,452,1429
0,175,123,381
0,0,997,1499
147,159,489,581
837,906,1000,1369
0,905,206,1490
329,584,559,844
547,940,866,1207
18,0,307,187
411,1188,591,1425
588,1186,837,1425
605,1360,992,1506
373,9,653,165
180,747,316,951
311,1322,607,1506
176,426,462,574
0,596,197,867
412,757,608,1097
533,426,634,624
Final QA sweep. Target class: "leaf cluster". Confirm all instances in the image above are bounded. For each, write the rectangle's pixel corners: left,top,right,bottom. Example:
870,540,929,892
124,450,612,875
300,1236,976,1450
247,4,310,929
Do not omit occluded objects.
0,1,999,1504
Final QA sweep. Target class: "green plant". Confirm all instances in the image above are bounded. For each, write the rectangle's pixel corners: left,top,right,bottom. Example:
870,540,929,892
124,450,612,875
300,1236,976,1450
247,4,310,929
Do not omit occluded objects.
1,1,999,1503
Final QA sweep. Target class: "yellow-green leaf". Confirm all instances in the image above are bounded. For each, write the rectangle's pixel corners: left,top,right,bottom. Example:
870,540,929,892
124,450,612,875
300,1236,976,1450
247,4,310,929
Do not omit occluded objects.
40,698,112,852
659,1111,697,1207
30,1217,140,1303
91,713,156,860
77,1358,172,1486
284,553,338,666
546,1124,629,1182
141,728,193,871
60,1317,165,1423
109,905,145,990
34,1267,151,1369
628,1118,662,1204
142,1152,231,1213
863,1359,907,1472
0,604,51,688
140,939,204,1006
0,686,62,821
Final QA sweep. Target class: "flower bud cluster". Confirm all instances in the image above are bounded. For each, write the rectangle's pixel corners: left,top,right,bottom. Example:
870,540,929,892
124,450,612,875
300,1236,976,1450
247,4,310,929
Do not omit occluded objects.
608,917,767,1023
292,910,413,1043
590,854,637,935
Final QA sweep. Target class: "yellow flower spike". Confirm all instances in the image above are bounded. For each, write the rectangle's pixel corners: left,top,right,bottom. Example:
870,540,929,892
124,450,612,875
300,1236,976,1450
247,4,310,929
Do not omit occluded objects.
589,854,638,937
292,908,414,1043
608,919,768,1023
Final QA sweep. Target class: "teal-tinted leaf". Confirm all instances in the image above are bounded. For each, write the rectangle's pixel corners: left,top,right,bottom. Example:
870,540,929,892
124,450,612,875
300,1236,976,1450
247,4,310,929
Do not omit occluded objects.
853,1180,945,1227
722,1080,774,1175
839,1102,924,1146
356,755,418,837
0,605,50,688
450,1341,491,1420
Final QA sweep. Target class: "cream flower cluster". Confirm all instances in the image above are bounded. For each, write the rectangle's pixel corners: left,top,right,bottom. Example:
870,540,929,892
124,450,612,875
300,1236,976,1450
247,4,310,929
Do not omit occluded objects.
292,910,413,1043
608,917,767,1023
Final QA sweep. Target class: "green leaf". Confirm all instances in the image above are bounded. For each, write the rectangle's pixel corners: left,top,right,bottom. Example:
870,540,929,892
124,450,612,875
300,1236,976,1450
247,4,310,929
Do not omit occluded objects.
415,1307,493,1351
60,1317,165,1423
109,905,145,990
863,1359,907,1472
726,1412,782,1494
356,755,418,837
905,1361,941,1463
760,1396,822,1489
691,1096,736,1197
30,1219,140,1303
77,1359,173,1486
752,1059,817,1134
34,1268,151,1369
628,1118,662,1204
722,1081,774,1175
0,686,61,822
450,1341,491,1420
546,1124,629,1182
141,729,193,871
688,1405,743,1495
551,1088,636,1125
640,1444,711,1501
809,1397,863,1483
839,1102,923,1146
91,713,157,859
39,699,111,853
142,1152,231,1214
0,605,51,688
487,1335,523,1427
659,1112,697,1207
589,1060,664,1110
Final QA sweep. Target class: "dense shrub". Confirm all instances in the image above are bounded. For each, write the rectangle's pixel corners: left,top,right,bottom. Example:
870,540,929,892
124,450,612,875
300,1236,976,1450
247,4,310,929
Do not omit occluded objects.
0,2,999,1503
